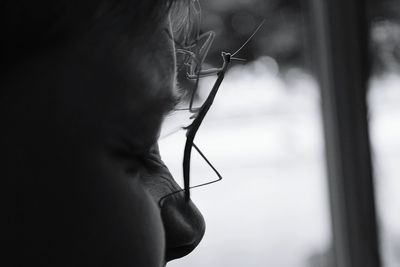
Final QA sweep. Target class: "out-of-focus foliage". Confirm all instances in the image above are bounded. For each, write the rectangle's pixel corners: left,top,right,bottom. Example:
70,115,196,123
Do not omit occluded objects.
199,0,400,75
200,0,304,70
370,19,400,75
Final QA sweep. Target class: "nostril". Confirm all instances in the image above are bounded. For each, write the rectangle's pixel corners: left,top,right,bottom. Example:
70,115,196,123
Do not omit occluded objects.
160,197,205,261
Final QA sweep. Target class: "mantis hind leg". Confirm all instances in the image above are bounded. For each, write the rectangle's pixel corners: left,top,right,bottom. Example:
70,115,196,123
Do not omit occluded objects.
189,142,222,189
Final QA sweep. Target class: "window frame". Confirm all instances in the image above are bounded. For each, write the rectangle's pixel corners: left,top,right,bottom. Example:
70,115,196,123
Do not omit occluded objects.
308,0,382,266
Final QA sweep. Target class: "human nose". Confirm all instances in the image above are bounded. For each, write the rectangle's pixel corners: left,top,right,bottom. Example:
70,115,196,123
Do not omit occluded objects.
161,191,205,261
141,145,205,261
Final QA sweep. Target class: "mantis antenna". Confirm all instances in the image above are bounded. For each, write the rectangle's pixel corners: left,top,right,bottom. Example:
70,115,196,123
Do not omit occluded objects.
231,19,266,57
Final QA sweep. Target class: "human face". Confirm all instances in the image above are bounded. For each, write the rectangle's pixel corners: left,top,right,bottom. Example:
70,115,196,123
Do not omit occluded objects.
5,10,204,267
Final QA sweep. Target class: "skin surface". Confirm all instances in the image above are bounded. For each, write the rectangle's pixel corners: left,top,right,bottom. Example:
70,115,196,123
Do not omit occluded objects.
3,7,205,267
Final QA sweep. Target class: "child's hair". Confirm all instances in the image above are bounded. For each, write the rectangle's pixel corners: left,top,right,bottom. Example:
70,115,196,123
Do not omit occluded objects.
1,0,194,73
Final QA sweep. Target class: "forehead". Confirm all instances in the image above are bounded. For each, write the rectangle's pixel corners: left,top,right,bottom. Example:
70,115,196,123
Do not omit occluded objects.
2,13,177,137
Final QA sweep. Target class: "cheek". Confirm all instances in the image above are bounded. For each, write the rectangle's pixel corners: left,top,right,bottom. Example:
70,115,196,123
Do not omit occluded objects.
115,28,176,116
99,30,177,152
139,33,177,98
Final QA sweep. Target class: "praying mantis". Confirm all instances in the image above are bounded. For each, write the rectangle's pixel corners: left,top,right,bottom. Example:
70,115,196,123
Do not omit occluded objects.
180,20,265,200
160,19,265,204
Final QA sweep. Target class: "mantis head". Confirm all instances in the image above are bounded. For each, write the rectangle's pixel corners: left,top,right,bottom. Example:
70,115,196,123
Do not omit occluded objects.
221,52,231,63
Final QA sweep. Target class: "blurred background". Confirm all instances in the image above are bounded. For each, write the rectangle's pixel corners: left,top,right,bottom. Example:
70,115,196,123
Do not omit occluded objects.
160,0,400,266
